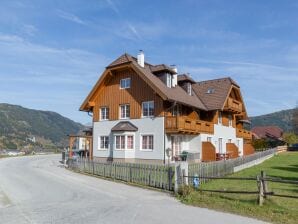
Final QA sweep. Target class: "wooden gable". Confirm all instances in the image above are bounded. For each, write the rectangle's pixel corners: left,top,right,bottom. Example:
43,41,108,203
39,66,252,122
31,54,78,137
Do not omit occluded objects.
90,67,164,122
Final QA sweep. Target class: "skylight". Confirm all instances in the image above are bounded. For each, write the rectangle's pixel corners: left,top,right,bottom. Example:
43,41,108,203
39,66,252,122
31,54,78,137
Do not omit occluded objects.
206,88,215,94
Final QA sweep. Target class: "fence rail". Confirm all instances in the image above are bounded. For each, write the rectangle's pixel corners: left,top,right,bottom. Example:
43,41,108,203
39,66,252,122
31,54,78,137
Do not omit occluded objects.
185,170,298,205
188,148,277,184
68,159,175,191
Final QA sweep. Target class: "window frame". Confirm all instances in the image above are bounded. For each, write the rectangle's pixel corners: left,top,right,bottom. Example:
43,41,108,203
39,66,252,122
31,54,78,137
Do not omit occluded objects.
140,134,154,151
142,101,154,117
166,73,172,88
120,78,131,89
218,138,223,153
114,133,135,151
228,114,233,127
100,107,109,121
119,104,130,119
98,136,109,150
187,82,192,95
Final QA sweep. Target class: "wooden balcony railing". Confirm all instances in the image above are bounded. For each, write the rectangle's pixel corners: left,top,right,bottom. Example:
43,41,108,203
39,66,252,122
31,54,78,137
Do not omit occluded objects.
224,97,243,113
236,128,252,139
165,116,214,134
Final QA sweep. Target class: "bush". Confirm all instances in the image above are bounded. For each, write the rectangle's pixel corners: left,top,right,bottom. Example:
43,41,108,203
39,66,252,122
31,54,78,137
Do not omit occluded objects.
177,185,194,198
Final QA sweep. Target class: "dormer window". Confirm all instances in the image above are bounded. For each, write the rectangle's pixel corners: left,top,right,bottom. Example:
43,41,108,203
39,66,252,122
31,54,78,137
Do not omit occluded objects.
207,88,215,94
187,82,192,95
120,78,131,89
166,73,172,88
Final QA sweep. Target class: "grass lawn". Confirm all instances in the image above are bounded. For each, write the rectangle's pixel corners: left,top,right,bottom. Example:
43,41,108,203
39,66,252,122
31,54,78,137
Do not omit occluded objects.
178,152,298,224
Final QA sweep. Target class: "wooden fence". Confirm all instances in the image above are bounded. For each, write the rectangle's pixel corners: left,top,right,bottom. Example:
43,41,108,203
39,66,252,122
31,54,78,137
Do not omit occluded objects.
68,159,175,191
184,171,298,206
188,148,277,184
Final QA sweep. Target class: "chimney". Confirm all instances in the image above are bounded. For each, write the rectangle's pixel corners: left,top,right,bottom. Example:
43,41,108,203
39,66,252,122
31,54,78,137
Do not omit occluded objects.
137,50,144,67
171,64,178,74
171,65,178,87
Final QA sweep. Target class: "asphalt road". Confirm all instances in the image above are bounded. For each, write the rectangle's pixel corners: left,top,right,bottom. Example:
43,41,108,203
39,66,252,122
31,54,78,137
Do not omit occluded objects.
0,155,267,224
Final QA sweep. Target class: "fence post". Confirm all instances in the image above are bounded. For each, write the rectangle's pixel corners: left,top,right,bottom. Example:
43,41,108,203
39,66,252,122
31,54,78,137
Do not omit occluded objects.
174,162,188,193
257,175,264,206
129,164,132,182
92,159,95,175
174,163,181,193
168,166,173,191
261,171,268,199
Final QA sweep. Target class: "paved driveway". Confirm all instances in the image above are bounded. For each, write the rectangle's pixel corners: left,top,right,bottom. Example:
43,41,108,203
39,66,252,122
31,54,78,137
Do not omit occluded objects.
0,155,267,224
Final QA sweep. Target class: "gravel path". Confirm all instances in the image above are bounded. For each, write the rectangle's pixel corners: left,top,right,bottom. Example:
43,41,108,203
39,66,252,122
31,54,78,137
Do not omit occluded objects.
0,155,268,224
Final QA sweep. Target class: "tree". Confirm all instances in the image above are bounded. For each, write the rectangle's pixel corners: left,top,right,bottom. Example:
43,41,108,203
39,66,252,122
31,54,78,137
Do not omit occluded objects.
293,105,298,134
283,132,298,146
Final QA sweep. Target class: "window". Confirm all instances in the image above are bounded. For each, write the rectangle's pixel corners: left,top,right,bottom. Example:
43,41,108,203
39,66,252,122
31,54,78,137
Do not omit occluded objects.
171,136,182,158
120,78,131,89
100,107,109,120
218,138,223,153
237,139,240,147
166,73,172,88
218,112,222,124
207,88,215,94
115,135,125,150
228,114,232,127
142,101,154,117
142,135,154,150
120,104,130,119
99,136,109,149
127,135,134,149
207,137,212,142
187,83,192,95
172,105,181,116
115,135,134,150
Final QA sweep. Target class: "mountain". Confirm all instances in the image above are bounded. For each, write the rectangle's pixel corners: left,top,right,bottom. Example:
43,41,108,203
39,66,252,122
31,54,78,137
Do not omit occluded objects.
0,103,83,150
250,108,297,132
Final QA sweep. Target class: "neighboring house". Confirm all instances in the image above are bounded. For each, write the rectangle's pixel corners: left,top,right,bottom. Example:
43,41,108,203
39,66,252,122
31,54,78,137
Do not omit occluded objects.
69,127,93,158
251,126,284,146
79,51,254,164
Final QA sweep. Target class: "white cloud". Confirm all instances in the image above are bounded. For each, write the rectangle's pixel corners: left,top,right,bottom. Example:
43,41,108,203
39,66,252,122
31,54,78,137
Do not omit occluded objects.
21,24,37,36
56,9,86,25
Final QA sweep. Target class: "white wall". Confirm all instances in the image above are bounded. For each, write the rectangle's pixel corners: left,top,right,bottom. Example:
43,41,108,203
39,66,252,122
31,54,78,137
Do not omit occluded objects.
212,124,237,153
93,117,165,161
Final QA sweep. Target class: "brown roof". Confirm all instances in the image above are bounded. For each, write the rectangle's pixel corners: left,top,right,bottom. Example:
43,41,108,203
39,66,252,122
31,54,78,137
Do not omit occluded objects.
129,59,207,110
81,53,244,113
251,126,283,140
192,77,238,110
178,74,196,83
150,64,176,74
106,53,133,68
111,121,138,132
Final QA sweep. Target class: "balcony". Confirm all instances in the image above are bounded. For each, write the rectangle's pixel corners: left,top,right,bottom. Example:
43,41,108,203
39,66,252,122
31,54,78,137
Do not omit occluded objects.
165,116,214,134
236,128,252,139
224,97,243,113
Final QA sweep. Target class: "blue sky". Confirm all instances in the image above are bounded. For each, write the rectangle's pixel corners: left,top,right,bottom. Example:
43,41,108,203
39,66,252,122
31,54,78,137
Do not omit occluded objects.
0,0,298,124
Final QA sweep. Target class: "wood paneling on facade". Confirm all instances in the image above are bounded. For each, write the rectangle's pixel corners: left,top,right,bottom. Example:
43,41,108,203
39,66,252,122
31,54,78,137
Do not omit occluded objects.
201,141,216,162
93,68,164,122
226,143,239,158
243,143,255,156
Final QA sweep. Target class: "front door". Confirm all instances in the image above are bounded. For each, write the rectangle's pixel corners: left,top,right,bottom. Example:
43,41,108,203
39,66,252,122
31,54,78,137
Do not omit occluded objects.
171,136,182,160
